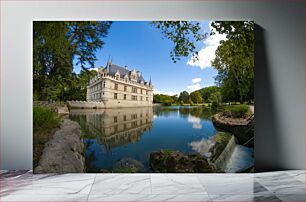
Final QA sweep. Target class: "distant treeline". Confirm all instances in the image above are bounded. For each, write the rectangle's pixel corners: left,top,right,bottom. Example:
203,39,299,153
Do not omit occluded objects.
153,86,220,106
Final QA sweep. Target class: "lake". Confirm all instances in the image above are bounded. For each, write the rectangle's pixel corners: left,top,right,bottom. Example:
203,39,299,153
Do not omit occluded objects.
69,106,253,173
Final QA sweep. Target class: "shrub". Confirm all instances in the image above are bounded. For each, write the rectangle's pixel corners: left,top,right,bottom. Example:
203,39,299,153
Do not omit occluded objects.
33,105,62,167
222,104,251,118
33,105,62,134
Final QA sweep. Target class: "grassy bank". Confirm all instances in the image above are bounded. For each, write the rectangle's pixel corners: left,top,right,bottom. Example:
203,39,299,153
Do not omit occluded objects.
33,104,62,167
221,104,252,119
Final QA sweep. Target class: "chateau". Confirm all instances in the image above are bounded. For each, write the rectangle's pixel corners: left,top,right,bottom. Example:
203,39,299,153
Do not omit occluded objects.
86,61,153,108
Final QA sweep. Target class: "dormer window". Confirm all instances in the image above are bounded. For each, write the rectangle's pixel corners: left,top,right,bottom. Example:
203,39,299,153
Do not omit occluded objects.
130,70,138,82
115,71,120,80
124,75,129,82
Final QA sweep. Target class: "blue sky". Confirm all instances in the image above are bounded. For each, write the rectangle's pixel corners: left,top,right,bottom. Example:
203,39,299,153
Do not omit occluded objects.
73,21,225,95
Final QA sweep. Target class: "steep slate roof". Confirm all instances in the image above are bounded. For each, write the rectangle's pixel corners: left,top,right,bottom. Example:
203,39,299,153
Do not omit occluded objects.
106,64,146,83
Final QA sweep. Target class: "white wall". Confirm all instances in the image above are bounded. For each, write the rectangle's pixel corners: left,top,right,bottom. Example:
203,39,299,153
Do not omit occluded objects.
1,0,304,170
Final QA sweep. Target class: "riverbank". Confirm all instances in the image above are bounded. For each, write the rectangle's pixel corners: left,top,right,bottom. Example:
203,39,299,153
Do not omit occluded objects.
33,103,84,173
212,112,254,147
34,119,85,173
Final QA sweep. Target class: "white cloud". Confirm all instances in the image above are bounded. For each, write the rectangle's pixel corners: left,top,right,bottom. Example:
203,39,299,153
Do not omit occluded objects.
153,89,178,96
89,67,99,71
187,115,202,129
187,83,201,92
187,22,227,69
192,78,202,83
189,138,214,157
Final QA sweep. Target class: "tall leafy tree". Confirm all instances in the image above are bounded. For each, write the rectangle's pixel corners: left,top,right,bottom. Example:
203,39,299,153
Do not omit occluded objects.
211,21,254,103
33,21,112,101
178,91,190,104
190,91,203,104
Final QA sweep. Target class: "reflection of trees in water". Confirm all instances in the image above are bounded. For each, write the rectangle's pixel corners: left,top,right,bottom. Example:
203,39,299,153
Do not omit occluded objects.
154,106,213,120
83,139,100,172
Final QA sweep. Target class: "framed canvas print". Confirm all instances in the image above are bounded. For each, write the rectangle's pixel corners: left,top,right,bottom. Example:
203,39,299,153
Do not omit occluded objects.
33,21,254,173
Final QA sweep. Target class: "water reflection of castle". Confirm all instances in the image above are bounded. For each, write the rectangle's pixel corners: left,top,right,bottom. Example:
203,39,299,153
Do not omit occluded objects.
70,107,153,150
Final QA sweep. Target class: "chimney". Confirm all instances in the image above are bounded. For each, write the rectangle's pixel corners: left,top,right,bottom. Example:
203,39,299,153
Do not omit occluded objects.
125,65,128,70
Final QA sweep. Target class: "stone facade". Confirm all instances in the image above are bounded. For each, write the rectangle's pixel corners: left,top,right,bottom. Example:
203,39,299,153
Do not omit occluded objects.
87,61,153,108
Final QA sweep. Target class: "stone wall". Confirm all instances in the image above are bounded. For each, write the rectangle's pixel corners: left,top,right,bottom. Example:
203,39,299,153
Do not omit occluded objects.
212,113,254,147
67,101,105,109
67,100,153,109
34,119,85,173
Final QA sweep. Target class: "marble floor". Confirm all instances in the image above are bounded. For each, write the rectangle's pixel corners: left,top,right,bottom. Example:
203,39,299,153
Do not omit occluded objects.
0,170,305,202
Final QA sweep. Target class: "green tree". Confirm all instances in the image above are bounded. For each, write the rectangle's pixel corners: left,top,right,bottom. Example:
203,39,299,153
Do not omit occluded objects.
178,91,190,104
211,21,254,103
33,21,112,101
190,91,203,104
197,86,220,103
209,91,222,111
152,21,205,63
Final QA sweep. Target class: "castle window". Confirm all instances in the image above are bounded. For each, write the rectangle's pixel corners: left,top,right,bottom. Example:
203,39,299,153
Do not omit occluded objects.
123,115,126,121
114,116,117,123
146,97,148,101
115,83,118,90
140,96,142,101
132,87,137,93
114,93,117,99
124,85,127,91
132,95,136,100
103,82,106,88
146,90,148,95
141,89,143,94
124,94,126,100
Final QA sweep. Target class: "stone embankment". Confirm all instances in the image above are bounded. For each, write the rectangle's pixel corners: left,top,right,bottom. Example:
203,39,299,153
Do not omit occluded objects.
210,135,236,170
34,119,85,173
212,113,254,147
67,100,105,109
56,106,69,116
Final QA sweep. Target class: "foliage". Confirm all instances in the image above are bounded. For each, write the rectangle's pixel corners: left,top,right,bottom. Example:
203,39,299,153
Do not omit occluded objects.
153,94,178,106
211,21,254,103
178,91,190,104
222,104,252,119
33,105,62,134
152,21,205,63
190,91,203,104
33,104,62,167
208,91,222,111
33,21,111,101
197,86,220,103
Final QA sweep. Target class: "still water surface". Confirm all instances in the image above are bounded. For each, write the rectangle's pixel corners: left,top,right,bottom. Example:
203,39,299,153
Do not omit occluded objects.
69,106,253,172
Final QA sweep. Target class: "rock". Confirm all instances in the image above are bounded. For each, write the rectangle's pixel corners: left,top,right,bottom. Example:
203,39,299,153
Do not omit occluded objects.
212,113,254,147
113,158,145,173
56,106,69,116
150,150,218,173
34,119,85,173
